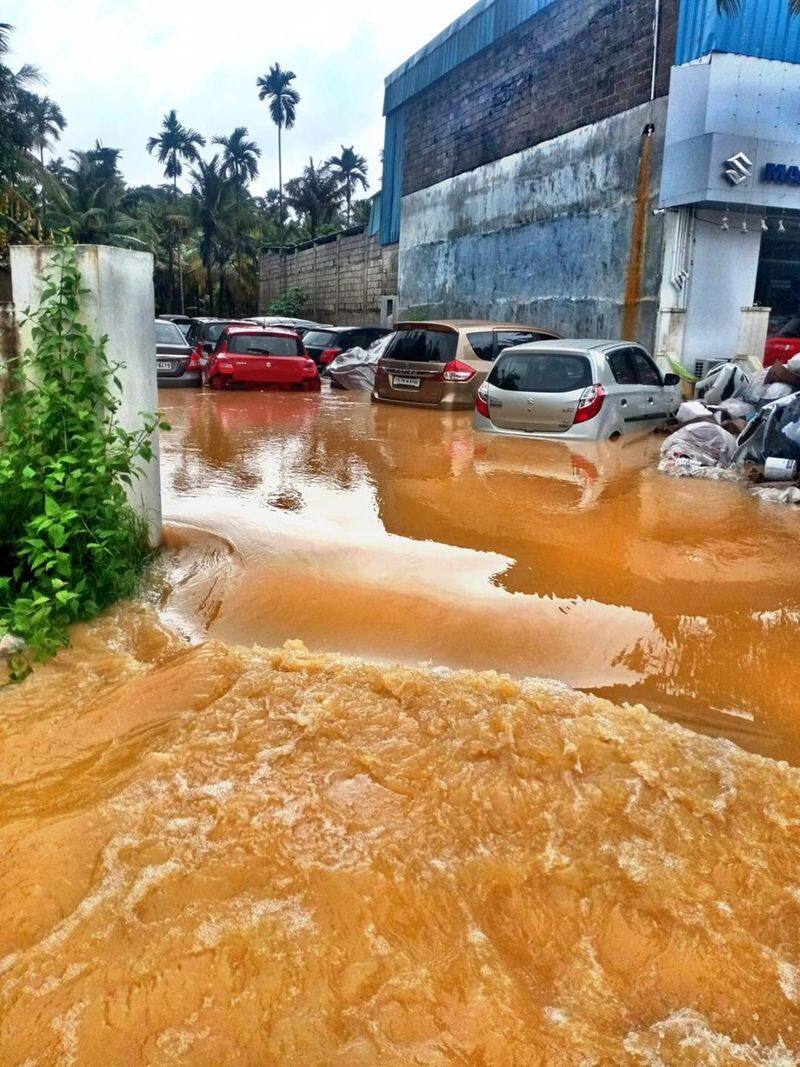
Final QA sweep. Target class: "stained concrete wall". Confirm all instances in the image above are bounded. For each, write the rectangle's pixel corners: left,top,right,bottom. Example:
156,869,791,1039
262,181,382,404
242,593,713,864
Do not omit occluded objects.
397,99,668,349
259,232,398,325
10,244,162,545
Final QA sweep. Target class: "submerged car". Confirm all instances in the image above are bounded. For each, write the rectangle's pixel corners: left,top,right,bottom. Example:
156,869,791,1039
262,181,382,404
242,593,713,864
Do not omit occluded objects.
328,334,394,391
473,340,681,441
158,313,193,338
203,325,320,392
302,326,391,371
155,318,201,387
245,316,334,338
185,317,253,369
372,320,561,409
764,315,800,368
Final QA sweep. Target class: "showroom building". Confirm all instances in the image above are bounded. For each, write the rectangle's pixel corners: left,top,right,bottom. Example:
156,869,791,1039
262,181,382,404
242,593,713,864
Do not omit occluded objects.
379,0,800,371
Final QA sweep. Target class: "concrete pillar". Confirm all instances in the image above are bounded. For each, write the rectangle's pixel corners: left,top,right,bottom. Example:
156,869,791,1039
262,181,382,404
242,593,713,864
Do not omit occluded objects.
682,211,762,369
653,307,687,370
10,244,162,546
734,306,771,373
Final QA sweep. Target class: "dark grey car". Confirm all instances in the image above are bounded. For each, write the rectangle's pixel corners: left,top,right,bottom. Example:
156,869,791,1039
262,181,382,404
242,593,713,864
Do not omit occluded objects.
156,319,200,387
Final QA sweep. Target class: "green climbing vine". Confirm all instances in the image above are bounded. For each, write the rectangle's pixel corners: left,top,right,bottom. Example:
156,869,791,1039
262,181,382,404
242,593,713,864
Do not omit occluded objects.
0,237,166,679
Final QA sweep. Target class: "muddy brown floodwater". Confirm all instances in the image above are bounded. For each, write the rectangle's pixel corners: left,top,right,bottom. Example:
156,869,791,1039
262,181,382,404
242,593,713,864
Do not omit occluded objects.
2,387,800,1064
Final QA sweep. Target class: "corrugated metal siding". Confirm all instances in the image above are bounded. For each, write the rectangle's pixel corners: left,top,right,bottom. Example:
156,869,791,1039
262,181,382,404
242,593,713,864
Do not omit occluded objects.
383,0,559,115
380,109,405,246
677,0,800,65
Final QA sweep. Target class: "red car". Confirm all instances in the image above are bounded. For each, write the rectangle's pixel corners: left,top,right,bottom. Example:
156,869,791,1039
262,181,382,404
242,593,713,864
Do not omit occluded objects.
203,326,321,392
764,316,800,368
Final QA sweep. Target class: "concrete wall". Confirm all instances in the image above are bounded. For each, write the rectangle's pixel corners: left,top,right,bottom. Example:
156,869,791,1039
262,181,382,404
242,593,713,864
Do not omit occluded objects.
398,99,668,348
259,232,398,325
401,0,679,196
10,244,162,545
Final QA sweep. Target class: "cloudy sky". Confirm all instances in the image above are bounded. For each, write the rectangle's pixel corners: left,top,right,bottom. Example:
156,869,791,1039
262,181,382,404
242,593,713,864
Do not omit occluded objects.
5,0,468,196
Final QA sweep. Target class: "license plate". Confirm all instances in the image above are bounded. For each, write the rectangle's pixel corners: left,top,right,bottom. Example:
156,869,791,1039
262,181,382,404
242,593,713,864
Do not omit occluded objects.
157,361,172,371
393,375,420,389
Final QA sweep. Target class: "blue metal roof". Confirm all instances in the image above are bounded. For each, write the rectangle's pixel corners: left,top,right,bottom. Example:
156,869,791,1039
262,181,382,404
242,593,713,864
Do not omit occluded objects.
383,0,558,116
677,0,800,65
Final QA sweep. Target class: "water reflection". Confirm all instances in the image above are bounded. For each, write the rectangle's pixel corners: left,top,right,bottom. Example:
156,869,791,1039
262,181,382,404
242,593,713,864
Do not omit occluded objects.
157,388,800,761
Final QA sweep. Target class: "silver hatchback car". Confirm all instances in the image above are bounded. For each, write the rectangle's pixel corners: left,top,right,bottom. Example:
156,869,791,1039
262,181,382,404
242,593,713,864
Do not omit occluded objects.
473,339,682,441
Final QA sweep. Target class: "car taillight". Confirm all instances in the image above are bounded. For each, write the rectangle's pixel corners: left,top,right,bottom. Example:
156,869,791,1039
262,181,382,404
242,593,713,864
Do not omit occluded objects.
320,347,341,365
376,361,388,378
475,382,490,418
443,359,475,382
302,359,318,376
216,357,233,371
188,347,202,369
572,384,607,424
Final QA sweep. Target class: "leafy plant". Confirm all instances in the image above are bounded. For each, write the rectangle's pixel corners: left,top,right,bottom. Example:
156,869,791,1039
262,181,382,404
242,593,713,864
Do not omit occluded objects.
0,237,165,679
267,285,306,317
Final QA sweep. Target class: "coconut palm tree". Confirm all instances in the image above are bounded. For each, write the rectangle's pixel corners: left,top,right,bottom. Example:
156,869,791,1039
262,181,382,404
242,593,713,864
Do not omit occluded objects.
256,64,299,241
325,146,368,227
146,109,205,311
212,127,260,312
285,157,343,238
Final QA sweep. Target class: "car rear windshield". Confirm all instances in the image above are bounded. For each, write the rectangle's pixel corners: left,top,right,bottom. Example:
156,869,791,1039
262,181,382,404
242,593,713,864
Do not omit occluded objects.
228,334,302,356
302,330,338,348
385,329,458,363
778,317,800,337
155,320,184,345
489,353,592,393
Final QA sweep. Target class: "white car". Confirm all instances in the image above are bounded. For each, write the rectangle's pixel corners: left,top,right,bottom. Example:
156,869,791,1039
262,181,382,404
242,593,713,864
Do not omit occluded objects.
473,339,682,441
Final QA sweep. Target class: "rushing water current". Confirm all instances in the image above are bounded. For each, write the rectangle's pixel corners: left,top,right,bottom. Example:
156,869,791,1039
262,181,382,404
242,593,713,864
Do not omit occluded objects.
2,387,800,1064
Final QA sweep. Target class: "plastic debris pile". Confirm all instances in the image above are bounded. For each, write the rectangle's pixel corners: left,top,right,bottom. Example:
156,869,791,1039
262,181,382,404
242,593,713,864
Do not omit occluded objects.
658,358,800,505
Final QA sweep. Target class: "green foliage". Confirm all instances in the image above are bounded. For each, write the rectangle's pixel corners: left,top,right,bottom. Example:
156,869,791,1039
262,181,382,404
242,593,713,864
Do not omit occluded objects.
0,238,165,679
268,285,306,316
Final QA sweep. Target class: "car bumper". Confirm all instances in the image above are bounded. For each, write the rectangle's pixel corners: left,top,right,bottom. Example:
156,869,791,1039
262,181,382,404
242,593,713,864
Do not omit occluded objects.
158,372,202,388
473,411,615,441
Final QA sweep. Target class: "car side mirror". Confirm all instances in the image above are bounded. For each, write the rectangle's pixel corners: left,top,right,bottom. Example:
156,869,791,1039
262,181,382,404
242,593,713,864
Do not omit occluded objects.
663,373,680,386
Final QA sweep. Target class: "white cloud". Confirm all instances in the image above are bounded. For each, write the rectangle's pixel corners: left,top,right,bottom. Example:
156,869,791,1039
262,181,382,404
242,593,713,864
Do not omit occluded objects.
6,0,468,195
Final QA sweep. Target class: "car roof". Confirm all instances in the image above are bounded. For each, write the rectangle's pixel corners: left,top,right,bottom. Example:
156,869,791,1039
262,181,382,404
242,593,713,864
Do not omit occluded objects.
394,319,560,334
498,338,636,356
224,325,299,338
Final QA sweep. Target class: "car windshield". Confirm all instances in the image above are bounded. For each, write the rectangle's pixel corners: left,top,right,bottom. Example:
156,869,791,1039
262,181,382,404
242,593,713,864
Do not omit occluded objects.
489,353,593,393
228,334,302,356
778,316,800,338
155,320,185,345
205,322,242,343
302,330,338,348
385,329,458,363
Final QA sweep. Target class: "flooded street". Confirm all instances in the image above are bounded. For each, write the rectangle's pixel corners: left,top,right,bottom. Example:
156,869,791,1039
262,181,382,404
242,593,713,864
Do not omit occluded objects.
160,388,800,762
2,386,800,1063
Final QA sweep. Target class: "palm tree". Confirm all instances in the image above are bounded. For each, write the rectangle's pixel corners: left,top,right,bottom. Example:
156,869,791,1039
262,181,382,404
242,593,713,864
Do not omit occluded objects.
212,127,260,312
27,95,65,169
256,64,299,241
325,146,368,227
285,157,343,239
190,155,230,311
45,144,140,245
0,22,44,186
146,109,205,311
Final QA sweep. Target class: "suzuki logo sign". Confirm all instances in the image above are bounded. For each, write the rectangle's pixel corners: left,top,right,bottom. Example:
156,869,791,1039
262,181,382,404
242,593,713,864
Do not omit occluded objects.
723,151,753,186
